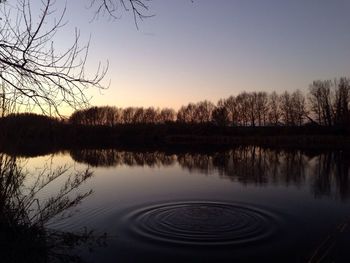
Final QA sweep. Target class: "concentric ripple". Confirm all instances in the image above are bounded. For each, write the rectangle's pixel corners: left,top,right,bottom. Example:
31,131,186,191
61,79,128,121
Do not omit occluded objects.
125,201,281,246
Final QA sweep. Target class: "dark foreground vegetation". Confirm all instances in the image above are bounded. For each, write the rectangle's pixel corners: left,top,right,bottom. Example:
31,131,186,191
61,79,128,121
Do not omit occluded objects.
0,154,105,263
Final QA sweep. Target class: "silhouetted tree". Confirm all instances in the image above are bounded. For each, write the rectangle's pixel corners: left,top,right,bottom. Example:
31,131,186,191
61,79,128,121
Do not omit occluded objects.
247,92,258,126
291,90,307,126
159,108,176,123
177,103,197,123
122,107,136,124
309,80,334,126
235,92,250,126
0,84,8,117
280,90,306,126
113,107,123,124
334,78,350,126
103,106,118,126
90,0,152,26
143,107,159,123
132,107,145,123
0,0,107,115
280,91,292,125
67,77,349,128
194,100,215,123
212,106,230,126
0,0,156,116
268,91,281,125
256,92,269,126
218,96,239,126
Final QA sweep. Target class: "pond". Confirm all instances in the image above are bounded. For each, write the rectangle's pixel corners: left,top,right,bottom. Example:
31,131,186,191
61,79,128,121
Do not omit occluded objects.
13,147,350,262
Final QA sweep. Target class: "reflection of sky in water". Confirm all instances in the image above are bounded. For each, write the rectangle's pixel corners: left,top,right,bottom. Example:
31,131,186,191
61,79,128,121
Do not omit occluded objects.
19,149,350,262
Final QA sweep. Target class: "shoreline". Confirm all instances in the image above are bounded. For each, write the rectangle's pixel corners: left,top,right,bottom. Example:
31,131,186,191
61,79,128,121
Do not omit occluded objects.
1,134,350,158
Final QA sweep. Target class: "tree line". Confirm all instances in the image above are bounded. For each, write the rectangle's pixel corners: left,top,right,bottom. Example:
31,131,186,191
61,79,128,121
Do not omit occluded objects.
67,77,349,127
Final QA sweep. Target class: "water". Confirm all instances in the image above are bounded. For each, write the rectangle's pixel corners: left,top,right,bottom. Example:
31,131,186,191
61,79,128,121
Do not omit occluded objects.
17,147,350,262
123,201,281,246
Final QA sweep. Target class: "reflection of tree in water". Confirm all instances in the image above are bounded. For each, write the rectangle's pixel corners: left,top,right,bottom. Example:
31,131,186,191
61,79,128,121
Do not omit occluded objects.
311,151,350,200
278,150,307,187
70,147,350,200
71,149,176,167
213,147,272,185
178,153,214,174
184,147,307,186
0,154,102,263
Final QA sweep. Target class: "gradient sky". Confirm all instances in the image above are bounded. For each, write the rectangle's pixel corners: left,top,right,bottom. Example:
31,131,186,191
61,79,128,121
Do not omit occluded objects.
33,0,350,114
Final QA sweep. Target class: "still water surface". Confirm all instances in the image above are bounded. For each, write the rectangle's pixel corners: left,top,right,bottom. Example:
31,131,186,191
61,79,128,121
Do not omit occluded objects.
23,147,350,262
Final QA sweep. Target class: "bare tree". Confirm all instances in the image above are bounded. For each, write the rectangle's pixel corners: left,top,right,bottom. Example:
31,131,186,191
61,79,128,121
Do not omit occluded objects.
309,80,334,126
0,0,159,118
333,78,350,126
280,90,306,126
268,91,281,125
104,106,118,126
219,96,239,126
143,107,159,123
247,92,257,127
194,100,215,123
291,90,307,126
68,78,349,128
159,108,176,123
132,107,145,123
177,103,196,123
0,0,108,116
122,107,136,124
89,0,153,27
212,105,229,126
235,92,250,126
255,91,268,126
280,91,293,125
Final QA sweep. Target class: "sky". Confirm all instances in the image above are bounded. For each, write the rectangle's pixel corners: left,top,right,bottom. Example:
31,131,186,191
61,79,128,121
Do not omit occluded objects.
31,0,350,114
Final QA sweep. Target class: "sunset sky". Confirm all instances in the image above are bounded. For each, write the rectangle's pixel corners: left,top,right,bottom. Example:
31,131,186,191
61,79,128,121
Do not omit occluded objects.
33,0,350,113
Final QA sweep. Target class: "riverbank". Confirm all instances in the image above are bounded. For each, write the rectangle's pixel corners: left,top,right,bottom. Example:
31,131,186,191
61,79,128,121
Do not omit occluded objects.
1,113,350,156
